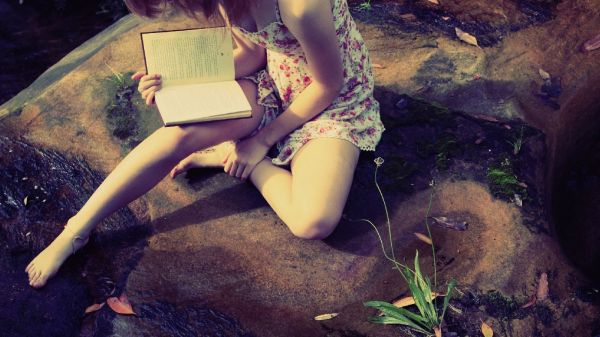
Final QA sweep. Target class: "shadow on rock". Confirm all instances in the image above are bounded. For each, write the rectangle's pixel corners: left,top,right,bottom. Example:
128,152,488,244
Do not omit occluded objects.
0,136,149,337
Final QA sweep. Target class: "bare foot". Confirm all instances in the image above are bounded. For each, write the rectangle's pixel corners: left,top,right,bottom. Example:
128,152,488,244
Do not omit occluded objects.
170,141,235,178
25,224,89,288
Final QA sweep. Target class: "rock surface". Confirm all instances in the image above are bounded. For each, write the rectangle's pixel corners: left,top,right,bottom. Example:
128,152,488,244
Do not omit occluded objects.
1,1,599,336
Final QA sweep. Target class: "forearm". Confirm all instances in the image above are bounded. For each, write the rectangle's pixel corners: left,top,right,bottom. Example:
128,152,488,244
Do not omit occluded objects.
254,81,342,147
234,47,267,79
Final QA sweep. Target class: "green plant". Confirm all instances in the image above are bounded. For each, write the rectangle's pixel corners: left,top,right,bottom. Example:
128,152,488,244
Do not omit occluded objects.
355,158,456,337
506,125,525,155
105,62,127,88
358,0,372,10
486,161,520,197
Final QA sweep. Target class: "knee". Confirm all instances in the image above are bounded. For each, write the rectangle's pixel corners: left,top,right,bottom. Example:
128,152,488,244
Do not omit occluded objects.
154,125,200,156
288,211,341,240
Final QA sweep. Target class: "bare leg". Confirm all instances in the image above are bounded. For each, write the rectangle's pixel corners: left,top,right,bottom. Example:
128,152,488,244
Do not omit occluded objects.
26,80,264,288
249,138,360,239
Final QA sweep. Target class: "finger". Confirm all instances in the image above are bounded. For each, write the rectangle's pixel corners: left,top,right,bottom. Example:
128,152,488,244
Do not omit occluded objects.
234,163,246,179
241,165,254,181
228,162,239,177
223,155,234,174
222,151,231,166
131,71,146,80
146,90,156,106
139,79,162,91
142,86,159,100
142,73,161,82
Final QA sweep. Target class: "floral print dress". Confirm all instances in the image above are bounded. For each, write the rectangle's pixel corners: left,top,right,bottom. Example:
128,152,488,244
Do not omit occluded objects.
236,0,385,166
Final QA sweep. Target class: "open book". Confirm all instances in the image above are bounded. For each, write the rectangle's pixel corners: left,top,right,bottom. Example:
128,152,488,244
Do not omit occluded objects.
141,27,252,126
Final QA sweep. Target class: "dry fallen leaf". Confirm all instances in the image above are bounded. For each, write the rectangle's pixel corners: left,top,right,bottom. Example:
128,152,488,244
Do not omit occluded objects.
537,273,549,301
582,33,600,52
400,13,417,21
84,302,105,314
514,194,523,207
427,0,440,4
371,63,385,69
481,321,494,337
473,114,499,123
521,294,537,308
539,68,551,81
23,196,28,206
107,293,135,315
393,293,441,308
430,216,468,231
414,232,433,245
455,27,479,47
314,313,338,321
434,326,442,337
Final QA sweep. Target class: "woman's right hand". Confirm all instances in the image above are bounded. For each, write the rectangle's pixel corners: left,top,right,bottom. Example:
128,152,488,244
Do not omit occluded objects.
131,71,162,105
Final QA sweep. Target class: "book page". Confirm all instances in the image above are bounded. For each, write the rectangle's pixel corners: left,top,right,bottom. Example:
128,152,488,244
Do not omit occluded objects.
155,80,252,125
141,27,234,87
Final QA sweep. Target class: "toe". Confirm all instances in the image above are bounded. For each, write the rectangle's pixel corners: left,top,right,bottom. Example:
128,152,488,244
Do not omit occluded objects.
31,272,47,288
29,270,41,285
172,158,193,178
25,260,33,273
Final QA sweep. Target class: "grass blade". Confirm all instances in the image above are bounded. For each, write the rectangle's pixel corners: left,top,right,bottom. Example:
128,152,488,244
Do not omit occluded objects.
364,301,428,325
440,280,456,323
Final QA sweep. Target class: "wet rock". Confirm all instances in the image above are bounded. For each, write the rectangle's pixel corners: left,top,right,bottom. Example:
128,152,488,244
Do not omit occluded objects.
0,1,599,336
0,136,147,337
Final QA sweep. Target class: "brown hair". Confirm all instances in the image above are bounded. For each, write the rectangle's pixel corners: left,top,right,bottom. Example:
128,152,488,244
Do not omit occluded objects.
124,0,253,23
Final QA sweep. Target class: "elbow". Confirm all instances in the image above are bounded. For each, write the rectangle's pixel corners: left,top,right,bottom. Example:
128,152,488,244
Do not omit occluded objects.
322,75,344,99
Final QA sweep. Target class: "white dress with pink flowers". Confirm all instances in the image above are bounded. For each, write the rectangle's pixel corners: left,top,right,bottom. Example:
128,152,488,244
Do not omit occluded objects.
236,0,385,166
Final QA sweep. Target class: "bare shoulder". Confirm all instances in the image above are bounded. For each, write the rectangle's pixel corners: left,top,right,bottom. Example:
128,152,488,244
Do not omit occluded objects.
278,0,335,36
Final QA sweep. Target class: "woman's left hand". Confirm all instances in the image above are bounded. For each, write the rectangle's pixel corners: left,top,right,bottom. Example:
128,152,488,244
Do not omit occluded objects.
223,136,270,181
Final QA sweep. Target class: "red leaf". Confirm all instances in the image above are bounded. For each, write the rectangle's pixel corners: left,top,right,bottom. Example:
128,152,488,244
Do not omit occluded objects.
84,302,105,314
521,294,537,308
107,293,136,315
582,33,600,52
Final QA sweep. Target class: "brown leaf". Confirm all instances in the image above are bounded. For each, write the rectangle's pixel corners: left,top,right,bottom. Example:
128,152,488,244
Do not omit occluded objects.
481,321,494,337
536,273,549,301
314,313,338,321
427,0,440,4
84,302,105,314
434,326,442,337
393,293,441,308
521,294,537,308
107,293,136,315
414,232,433,245
371,63,385,69
582,33,600,52
430,216,468,231
455,27,479,47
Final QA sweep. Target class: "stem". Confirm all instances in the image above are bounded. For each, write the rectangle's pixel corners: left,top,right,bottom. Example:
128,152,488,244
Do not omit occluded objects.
347,217,413,276
375,165,396,263
424,186,436,288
